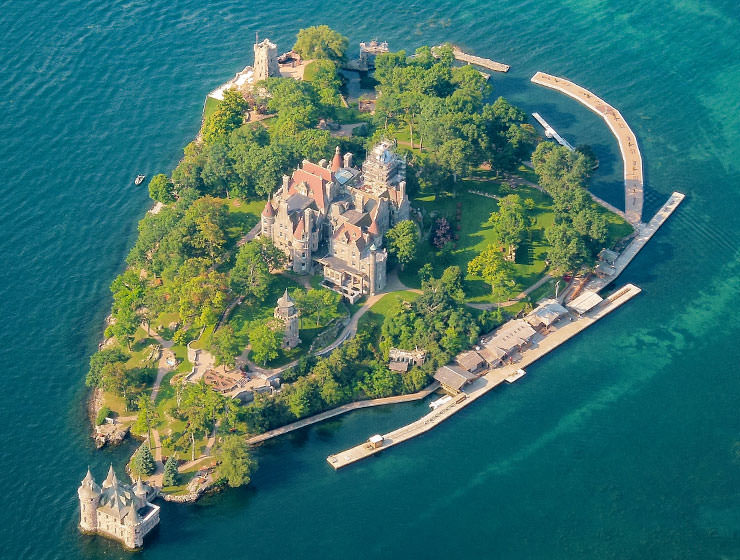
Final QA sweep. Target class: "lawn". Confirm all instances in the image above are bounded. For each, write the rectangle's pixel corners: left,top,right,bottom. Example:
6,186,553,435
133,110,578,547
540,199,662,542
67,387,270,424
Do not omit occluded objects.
400,171,554,303
220,197,265,243
203,96,221,123
399,166,633,304
357,290,421,333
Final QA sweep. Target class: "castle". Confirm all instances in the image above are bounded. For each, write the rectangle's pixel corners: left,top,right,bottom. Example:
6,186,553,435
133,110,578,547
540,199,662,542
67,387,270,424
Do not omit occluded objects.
261,141,410,302
78,466,160,550
253,37,280,82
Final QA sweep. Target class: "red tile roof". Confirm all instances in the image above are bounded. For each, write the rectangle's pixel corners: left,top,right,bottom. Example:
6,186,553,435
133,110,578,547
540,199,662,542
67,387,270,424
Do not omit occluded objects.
289,168,328,212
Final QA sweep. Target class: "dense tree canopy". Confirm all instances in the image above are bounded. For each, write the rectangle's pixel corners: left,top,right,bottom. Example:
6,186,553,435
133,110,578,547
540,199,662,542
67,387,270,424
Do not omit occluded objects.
385,220,418,269
293,25,349,62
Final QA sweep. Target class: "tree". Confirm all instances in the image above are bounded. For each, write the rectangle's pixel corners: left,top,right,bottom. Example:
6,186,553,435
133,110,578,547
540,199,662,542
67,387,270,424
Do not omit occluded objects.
215,435,256,487
133,395,158,446
294,288,340,328
162,457,179,487
467,244,516,301
86,347,129,387
130,443,156,477
202,90,248,145
545,221,588,274
177,270,228,328
148,174,175,203
293,25,349,62
488,194,527,253
179,382,209,461
230,238,285,300
250,320,283,366
305,59,342,108
100,362,132,404
385,220,418,269
209,325,241,367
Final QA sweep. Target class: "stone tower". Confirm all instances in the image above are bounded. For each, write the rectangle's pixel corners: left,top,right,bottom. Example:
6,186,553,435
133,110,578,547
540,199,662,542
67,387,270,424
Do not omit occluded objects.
253,38,279,83
78,467,101,532
274,289,300,349
369,243,378,295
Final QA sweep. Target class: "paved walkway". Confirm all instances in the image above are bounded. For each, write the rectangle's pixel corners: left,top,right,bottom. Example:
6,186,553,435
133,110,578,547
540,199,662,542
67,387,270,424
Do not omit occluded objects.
531,71,643,225
467,274,552,310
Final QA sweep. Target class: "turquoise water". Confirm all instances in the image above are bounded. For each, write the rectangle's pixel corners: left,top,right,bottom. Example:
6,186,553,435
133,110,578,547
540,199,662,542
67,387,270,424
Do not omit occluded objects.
1,1,739,558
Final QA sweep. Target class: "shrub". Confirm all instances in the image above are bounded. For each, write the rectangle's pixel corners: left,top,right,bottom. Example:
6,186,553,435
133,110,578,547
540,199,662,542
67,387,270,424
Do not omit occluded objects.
96,406,111,425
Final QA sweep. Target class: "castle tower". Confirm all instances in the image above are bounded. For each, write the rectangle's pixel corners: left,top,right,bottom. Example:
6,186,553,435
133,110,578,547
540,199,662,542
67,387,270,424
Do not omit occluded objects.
102,464,118,489
274,289,300,348
303,207,313,267
78,468,101,532
261,196,275,239
369,243,378,295
253,38,279,83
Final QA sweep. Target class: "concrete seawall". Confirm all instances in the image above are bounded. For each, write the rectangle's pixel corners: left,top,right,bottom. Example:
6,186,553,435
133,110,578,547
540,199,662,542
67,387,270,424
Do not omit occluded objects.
531,72,643,225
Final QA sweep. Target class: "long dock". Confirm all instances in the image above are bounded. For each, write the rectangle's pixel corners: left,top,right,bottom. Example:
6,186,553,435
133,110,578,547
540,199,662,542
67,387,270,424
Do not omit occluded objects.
432,45,510,72
531,72,643,225
327,283,642,470
532,112,574,151
585,192,685,292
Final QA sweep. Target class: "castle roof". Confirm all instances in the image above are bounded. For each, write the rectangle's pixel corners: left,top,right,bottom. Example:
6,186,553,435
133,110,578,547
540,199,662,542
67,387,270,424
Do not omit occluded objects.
277,289,295,308
301,160,333,182
102,464,118,489
289,168,328,212
368,216,380,236
293,216,305,239
79,467,101,498
262,198,275,217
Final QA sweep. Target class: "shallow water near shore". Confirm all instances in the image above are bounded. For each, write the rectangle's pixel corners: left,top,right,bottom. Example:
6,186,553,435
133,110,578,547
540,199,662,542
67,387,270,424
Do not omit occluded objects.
1,0,739,558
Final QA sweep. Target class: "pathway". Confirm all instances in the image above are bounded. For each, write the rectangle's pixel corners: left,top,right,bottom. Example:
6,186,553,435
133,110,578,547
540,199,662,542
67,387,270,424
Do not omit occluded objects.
466,274,552,310
247,382,440,445
531,71,643,225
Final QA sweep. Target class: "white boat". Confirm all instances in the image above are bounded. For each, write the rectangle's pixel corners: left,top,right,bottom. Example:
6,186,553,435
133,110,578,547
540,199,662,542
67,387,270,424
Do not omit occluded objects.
429,395,452,410
134,174,146,185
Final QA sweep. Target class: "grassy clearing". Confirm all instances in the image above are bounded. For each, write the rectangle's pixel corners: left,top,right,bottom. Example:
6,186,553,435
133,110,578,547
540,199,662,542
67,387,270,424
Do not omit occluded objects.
203,96,221,123
400,171,554,303
357,291,421,333
220,197,264,243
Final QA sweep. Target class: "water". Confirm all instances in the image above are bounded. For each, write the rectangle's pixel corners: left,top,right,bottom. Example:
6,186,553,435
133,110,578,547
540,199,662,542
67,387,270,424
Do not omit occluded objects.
1,1,738,558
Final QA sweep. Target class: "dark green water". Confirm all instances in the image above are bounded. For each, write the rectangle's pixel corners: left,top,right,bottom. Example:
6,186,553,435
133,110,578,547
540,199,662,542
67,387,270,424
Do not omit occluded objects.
1,1,738,558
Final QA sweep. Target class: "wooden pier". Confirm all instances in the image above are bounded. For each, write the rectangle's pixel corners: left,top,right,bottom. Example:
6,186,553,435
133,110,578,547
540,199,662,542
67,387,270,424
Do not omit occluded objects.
432,46,510,72
532,112,574,151
327,284,642,470
530,72,643,225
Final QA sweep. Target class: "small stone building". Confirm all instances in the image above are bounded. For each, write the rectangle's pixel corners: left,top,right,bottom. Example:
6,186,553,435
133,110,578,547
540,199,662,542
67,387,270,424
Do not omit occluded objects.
456,350,487,373
78,466,160,550
274,289,300,349
253,38,279,82
359,40,389,70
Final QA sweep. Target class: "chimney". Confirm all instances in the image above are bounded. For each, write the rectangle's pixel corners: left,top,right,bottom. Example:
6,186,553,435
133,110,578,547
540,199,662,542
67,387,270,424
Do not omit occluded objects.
282,174,290,191
318,158,328,168
343,152,353,168
399,180,406,200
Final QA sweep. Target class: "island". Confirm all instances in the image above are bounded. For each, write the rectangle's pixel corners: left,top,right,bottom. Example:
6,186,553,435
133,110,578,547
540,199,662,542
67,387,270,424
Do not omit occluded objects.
80,25,682,549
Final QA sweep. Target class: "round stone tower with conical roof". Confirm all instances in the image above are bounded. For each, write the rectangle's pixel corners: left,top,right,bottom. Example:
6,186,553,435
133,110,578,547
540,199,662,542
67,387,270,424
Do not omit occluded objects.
261,196,275,239
274,289,300,349
78,467,102,532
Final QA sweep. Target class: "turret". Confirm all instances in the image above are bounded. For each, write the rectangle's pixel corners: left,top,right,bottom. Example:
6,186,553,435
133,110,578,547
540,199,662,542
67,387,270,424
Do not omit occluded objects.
78,468,101,532
303,207,313,268
343,152,353,169
261,196,275,239
275,289,300,348
331,146,342,172
134,477,148,505
102,464,118,489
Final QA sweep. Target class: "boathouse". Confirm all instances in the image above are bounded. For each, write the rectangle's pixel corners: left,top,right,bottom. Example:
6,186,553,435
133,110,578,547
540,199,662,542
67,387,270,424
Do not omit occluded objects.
479,319,537,366
525,299,569,331
456,350,487,373
434,365,476,394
